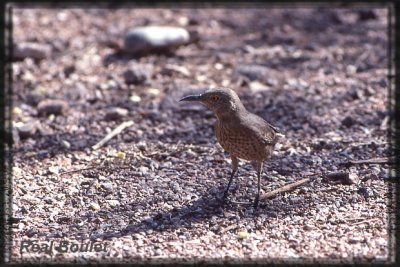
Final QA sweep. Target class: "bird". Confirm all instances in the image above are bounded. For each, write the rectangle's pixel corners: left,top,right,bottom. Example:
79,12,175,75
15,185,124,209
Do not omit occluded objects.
179,87,283,209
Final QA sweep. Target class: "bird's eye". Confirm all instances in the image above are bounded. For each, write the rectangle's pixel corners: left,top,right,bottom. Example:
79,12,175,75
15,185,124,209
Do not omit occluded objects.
211,96,220,101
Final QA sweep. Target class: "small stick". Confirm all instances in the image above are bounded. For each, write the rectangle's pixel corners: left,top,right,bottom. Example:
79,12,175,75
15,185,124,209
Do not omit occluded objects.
230,200,252,205
59,158,107,176
348,157,392,165
59,165,96,176
260,177,311,201
350,218,380,226
92,120,134,150
220,224,238,233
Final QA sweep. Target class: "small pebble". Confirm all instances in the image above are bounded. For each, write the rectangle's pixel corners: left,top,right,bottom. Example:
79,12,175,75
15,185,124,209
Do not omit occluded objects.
235,64,268,81
146,88,160,97
357,186,374,198
130,95,141,103
341,116,356,128
238,231,249,239
48,166,59,174
107,200,120,207
115,151,126,159
61,140,71,149
358,10,377,21
90,202,100,211
289,196,304,204
13,167,23,176
101,182,113,192
123,65,151,85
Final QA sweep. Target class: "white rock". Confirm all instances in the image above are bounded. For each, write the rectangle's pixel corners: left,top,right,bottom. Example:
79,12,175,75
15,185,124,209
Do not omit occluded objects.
124,26,190,54
107,200,120,207
90,202,100,211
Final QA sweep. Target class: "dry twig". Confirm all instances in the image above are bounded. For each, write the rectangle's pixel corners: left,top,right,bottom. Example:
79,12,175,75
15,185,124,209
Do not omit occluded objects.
350,218,380,226
220,224,238,233
230,200,252,205
229,174,320,205
260,177,311,201
92,120,134,150
348,157,392,165
59,165,97,176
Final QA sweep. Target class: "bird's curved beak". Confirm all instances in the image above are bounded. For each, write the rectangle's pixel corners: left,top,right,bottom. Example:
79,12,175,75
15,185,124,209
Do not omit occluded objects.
179,94,202,102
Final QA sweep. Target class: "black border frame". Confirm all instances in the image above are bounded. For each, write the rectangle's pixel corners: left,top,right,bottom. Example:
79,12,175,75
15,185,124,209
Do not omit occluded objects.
1,1,398,266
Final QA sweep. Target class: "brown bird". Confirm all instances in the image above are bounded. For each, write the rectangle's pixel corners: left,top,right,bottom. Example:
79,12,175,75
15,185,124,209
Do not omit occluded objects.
180,87,283,209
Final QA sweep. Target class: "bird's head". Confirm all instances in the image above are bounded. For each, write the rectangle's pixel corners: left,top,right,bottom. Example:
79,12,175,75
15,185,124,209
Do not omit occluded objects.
179,87,246,120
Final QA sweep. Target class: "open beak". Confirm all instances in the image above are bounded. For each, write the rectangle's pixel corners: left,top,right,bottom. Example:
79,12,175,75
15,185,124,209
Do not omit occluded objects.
179,94,202,102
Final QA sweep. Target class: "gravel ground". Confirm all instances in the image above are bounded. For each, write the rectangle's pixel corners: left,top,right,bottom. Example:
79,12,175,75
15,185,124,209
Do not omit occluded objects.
8,6,393,264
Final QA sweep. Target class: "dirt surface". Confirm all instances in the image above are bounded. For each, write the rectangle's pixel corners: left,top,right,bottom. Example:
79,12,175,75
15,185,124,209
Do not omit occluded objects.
9,6,392,264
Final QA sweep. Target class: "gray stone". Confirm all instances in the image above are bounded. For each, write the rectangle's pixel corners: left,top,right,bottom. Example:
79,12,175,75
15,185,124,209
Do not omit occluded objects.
26,91,44,107
124,26,190,55
17,121,39,139
325,171,360,185
123,65,151,85
107,200,120,207
289,196,304,204
61,140,71,149
105,107,129,121
37,99,68,116
358,10,377,21
235,65,268,81
139,166,149,174
14,42,52,61
341,116,356,128
357,186,374,198
101,182,114,192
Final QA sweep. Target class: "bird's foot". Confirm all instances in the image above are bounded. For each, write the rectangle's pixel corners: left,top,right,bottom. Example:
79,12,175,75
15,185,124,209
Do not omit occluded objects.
231,183,240,193
221,197,230,206
222,189,230,202
253,196,260,210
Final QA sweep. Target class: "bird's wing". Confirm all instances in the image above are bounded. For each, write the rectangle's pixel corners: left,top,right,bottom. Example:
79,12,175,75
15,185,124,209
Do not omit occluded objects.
242,113,283,145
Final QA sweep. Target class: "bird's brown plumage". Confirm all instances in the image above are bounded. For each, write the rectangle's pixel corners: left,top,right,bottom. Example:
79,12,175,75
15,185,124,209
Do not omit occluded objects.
215,111,280,161
180,87,283,208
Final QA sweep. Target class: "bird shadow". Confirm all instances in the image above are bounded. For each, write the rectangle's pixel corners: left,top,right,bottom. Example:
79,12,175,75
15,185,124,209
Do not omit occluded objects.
83,179,321,241
118,186,227,238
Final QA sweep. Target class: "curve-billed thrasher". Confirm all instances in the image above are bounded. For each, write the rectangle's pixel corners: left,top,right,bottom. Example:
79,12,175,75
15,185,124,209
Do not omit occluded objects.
180,87,283,209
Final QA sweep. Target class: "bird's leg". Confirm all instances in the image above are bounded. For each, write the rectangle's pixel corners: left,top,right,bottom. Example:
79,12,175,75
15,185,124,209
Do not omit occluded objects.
223,155,238,201
254,161,263,209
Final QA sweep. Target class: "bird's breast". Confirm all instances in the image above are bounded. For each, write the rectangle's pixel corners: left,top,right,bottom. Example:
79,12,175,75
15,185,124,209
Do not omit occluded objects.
214,121,273,161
